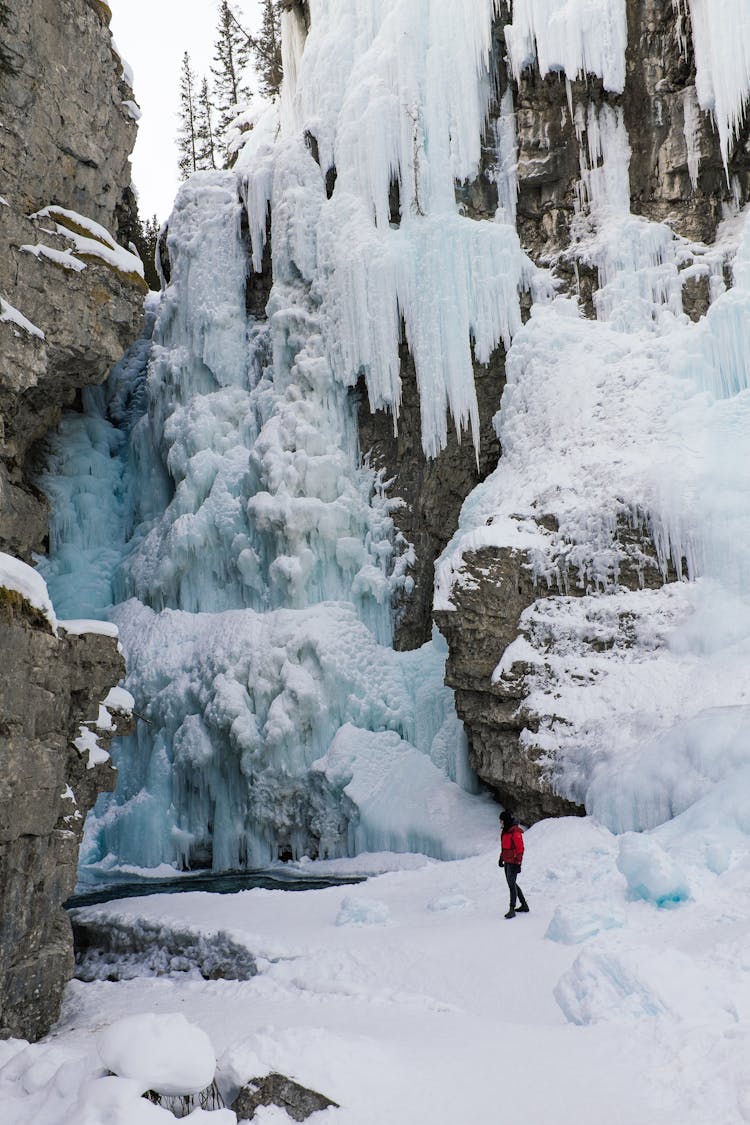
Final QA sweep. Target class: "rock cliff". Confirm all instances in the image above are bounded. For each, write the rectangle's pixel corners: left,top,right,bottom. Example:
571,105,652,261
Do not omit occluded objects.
0,601,131,1040
0,0,146,560
0,0,143,1038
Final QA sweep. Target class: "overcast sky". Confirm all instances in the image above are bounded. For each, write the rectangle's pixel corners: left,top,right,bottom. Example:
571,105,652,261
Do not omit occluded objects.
109,0,260,223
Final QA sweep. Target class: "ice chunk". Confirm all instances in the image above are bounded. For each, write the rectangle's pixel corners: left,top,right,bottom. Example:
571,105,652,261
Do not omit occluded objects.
335,895,391,927
97,1013,215,1096
314,723,497,860
426,893,472,913
554,948,670,1025
616,834,690,907
545,903,625,945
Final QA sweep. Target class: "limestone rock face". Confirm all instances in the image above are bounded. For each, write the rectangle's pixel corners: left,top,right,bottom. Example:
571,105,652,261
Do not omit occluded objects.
0,0,146,561
0,600,130,1041
357,342,506,651
0,0,142,1039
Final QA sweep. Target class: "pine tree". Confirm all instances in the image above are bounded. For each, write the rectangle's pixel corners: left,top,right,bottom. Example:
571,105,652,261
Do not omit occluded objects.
254,0,283,98
177,52,199,179
132,213,161,291
212,0,252,145
196,78,218,171
222,0,284,101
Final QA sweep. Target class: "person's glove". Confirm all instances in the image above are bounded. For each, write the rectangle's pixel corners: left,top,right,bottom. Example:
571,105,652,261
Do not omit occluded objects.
498,858,504,868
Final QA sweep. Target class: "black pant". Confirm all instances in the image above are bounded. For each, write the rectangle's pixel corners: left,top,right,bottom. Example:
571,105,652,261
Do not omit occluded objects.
504,863,526,910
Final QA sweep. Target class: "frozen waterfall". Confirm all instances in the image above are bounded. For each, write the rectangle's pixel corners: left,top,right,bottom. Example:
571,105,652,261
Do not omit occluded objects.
37,0,750,878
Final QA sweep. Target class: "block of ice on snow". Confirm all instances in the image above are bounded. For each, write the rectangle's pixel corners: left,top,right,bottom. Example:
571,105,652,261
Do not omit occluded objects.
336,895,391,927
427,894,472,913
616,834,690,908
545,903,625,945
554,948,669,1025
97,1013,215,1096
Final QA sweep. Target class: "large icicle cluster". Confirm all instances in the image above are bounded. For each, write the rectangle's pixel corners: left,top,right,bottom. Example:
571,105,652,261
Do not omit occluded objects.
245,0,536,458
688,0,750,168
505,0,627,94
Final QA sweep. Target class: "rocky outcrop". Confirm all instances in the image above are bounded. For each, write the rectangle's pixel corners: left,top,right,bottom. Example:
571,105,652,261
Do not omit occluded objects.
435,519,672,823
0,0,143,1038
232,1074,339,1122
0,0,146,561
0,598,131,1040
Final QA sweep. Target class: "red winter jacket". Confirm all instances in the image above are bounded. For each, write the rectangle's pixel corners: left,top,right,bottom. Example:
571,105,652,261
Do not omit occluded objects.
500,824,524,866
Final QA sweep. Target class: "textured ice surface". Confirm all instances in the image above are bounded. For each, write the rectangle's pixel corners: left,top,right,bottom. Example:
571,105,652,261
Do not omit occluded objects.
616,834,690,907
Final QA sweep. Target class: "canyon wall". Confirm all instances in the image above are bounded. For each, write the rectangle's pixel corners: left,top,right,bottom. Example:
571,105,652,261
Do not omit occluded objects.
0,0,143,1038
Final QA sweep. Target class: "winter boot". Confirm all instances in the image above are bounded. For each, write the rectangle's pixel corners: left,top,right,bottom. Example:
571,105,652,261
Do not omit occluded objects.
516,900,529,913
504,909,516,919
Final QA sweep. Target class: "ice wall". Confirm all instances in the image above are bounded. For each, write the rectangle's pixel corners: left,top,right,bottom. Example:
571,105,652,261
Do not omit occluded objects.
40,0,525,874
39,0,750,873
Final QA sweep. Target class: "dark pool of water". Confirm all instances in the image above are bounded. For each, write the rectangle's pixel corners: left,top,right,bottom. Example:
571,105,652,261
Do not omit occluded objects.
66,869,366,909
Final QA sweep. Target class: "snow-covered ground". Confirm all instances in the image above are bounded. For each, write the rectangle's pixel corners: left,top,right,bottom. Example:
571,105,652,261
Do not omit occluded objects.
4,816,750,1123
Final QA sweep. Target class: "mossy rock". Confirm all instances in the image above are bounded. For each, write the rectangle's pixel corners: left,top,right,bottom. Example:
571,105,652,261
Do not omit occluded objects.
0,586,52,632
86,0,112,25
74,254,149,293
46,209,112,249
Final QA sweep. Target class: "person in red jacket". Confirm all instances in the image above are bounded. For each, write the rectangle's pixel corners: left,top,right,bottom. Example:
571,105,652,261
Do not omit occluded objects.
498,811,529,919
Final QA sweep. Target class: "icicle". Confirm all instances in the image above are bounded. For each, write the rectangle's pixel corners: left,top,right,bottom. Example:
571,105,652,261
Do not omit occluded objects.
687,0,750,171
504,0,628,94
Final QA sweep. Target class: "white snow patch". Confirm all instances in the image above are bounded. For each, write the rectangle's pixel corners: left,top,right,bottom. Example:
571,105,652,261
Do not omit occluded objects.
0,297,45,339
0,552,57,631
103,685,135,714
73,725,110,770
60,619,120,638
20,243,86,272
98,1013,215,1097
